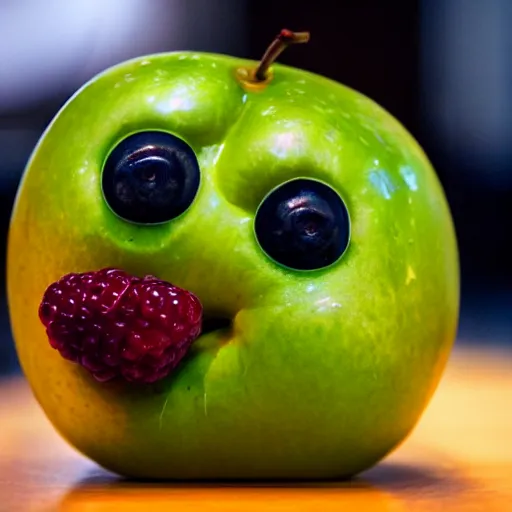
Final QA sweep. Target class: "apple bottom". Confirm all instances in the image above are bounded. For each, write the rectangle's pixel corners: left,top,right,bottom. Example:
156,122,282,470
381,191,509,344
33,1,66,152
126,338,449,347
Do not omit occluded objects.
38,302,443,481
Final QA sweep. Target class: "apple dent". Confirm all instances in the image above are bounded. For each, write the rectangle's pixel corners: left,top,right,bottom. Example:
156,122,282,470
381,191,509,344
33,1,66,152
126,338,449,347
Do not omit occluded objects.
236,28,310,91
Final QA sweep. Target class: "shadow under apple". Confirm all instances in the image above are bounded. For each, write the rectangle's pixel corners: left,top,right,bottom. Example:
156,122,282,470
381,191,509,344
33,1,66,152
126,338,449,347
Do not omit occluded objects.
56,461,471,511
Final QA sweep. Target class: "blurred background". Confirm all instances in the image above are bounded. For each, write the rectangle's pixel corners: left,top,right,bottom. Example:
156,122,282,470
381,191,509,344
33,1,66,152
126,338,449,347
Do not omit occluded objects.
0,0,510,373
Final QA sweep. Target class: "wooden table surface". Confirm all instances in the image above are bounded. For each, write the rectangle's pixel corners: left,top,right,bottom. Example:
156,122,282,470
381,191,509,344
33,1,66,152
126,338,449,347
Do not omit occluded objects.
1,344,511,512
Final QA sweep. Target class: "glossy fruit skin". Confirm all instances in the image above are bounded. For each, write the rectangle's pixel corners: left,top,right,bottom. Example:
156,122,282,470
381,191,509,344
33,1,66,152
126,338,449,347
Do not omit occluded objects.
7,52,459,479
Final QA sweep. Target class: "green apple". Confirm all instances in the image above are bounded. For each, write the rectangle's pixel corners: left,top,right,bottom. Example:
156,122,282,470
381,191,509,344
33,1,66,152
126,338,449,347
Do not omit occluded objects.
7,30,459,479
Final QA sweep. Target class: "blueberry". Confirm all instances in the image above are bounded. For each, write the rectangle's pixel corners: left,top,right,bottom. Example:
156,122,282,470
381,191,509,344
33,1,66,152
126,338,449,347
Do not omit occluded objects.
255,178,350,271
102,131,200,224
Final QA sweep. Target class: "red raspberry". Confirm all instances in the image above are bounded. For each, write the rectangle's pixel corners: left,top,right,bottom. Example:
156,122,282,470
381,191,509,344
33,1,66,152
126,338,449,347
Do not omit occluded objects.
38,268,203,384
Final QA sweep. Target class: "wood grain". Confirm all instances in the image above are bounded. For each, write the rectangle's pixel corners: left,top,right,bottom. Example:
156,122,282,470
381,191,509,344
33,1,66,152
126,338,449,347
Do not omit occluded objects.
1,344,511,511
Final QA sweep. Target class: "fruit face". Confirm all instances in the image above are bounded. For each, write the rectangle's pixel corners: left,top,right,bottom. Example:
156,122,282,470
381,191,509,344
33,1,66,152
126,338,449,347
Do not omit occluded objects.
7,51,459,479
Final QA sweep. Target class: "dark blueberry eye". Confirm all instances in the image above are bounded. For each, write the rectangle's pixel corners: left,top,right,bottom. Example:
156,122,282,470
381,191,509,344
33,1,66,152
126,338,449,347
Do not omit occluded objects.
255,178,350,271
102,131,200,224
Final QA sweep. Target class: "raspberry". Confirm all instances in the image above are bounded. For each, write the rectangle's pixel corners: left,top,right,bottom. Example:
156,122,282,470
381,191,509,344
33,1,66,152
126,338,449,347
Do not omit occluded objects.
39,268,203,384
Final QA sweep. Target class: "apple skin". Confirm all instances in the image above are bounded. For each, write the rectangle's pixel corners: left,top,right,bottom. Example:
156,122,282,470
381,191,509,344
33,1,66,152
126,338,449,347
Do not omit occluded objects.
7,52,459,479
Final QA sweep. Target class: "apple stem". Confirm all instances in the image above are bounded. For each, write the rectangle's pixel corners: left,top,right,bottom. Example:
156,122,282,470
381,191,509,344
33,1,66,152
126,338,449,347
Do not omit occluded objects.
254,29,310,82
